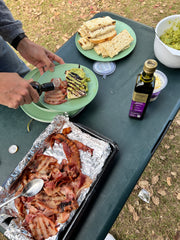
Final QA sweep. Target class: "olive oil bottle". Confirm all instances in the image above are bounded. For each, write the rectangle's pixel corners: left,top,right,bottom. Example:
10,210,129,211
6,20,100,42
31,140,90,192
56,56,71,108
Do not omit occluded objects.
129,59,158,119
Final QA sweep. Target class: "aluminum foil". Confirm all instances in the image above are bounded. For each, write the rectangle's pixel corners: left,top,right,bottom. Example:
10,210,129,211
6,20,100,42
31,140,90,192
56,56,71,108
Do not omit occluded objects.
0,115,111,240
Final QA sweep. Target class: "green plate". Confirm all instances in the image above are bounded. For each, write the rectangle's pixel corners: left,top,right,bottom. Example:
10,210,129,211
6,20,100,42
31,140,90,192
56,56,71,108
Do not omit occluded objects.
21,102,83,123
75,19,136,61
21,103,60,123
21,67,84,122
38,63,99,112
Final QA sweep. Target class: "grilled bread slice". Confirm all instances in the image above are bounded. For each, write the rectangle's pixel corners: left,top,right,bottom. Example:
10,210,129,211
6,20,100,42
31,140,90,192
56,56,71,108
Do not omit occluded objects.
89,29,117,44
78,24,116,39
94,43,108,57
94,29,134,58
78,25,88,38
87,25,116,38
84,16,116,31
78,37,94,50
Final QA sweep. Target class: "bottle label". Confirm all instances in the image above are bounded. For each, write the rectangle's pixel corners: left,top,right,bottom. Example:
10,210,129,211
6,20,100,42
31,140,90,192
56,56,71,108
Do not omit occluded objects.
129,92,148,118
132,92,148,102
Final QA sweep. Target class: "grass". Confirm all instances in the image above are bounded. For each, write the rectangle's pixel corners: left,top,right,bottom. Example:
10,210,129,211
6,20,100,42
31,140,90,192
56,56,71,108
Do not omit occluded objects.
1,0,180,239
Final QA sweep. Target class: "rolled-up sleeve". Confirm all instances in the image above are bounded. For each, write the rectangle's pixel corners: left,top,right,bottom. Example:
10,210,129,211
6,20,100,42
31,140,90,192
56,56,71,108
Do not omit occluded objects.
0,0,24,44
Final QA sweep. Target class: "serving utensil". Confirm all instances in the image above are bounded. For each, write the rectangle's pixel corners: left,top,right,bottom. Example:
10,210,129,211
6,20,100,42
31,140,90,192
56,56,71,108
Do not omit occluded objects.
0,179,44,208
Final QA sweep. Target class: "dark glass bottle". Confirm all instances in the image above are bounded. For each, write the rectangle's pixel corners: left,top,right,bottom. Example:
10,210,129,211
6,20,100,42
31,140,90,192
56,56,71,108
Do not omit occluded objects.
129,59,158,119
30,81,55,96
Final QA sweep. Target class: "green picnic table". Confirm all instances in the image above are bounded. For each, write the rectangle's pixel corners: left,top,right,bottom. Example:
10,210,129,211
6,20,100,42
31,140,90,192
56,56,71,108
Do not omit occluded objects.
0,12,180,240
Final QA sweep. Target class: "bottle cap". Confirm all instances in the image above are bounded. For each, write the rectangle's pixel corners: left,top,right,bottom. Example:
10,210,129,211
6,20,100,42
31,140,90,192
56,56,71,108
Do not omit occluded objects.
143,59,158,74
93,62,116,79
8,145,18,154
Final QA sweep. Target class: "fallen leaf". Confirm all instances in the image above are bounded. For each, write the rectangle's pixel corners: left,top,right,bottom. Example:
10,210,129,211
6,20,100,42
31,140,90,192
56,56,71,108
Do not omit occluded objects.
127,204,139,221
90,10,97,14
154,4,160,7
167,177,172,186
56,44,61,49
152,175,159,185
133,210,139,222
158,189,166,196
171,172,177,177
50,16,55,23
127,204,134,213
134,184,139,190
171,10,177,13
177,193,180,200
138,180,149,189
164,144,170,149
175,119,180,125
38,0,44,5
149,186,154,197
169,134,175,140
174,231,180,240
135,200,140,206
145,205,151,211
152,196,160,205
54,11,60,16
156,236,164,240
134,18,140,22
160,155,166,160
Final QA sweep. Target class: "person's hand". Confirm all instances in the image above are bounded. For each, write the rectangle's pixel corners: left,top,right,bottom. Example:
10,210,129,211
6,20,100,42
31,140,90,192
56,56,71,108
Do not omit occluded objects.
0,73,39,109
17,38,65,75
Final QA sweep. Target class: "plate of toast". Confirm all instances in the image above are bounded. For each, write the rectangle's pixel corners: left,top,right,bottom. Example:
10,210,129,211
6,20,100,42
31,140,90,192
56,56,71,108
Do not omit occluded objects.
75,16,136,61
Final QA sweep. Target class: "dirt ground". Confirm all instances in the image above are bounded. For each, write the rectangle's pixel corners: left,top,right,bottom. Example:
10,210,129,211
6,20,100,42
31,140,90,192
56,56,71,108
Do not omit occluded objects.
1,0,180,239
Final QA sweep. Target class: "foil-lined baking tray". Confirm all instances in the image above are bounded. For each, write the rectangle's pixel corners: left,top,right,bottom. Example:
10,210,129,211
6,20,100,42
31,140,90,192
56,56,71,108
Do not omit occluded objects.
0,115,118,240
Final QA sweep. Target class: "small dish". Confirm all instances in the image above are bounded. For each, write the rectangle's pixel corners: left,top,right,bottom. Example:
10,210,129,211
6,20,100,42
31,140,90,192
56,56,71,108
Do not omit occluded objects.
150,70,168,102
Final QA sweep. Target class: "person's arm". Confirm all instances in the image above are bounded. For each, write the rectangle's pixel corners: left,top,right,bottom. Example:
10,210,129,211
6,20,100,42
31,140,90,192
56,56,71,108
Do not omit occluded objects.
0,0,64,73
0,73,39,109
0,0,24,44
0,0,64,109
17,38,64,75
